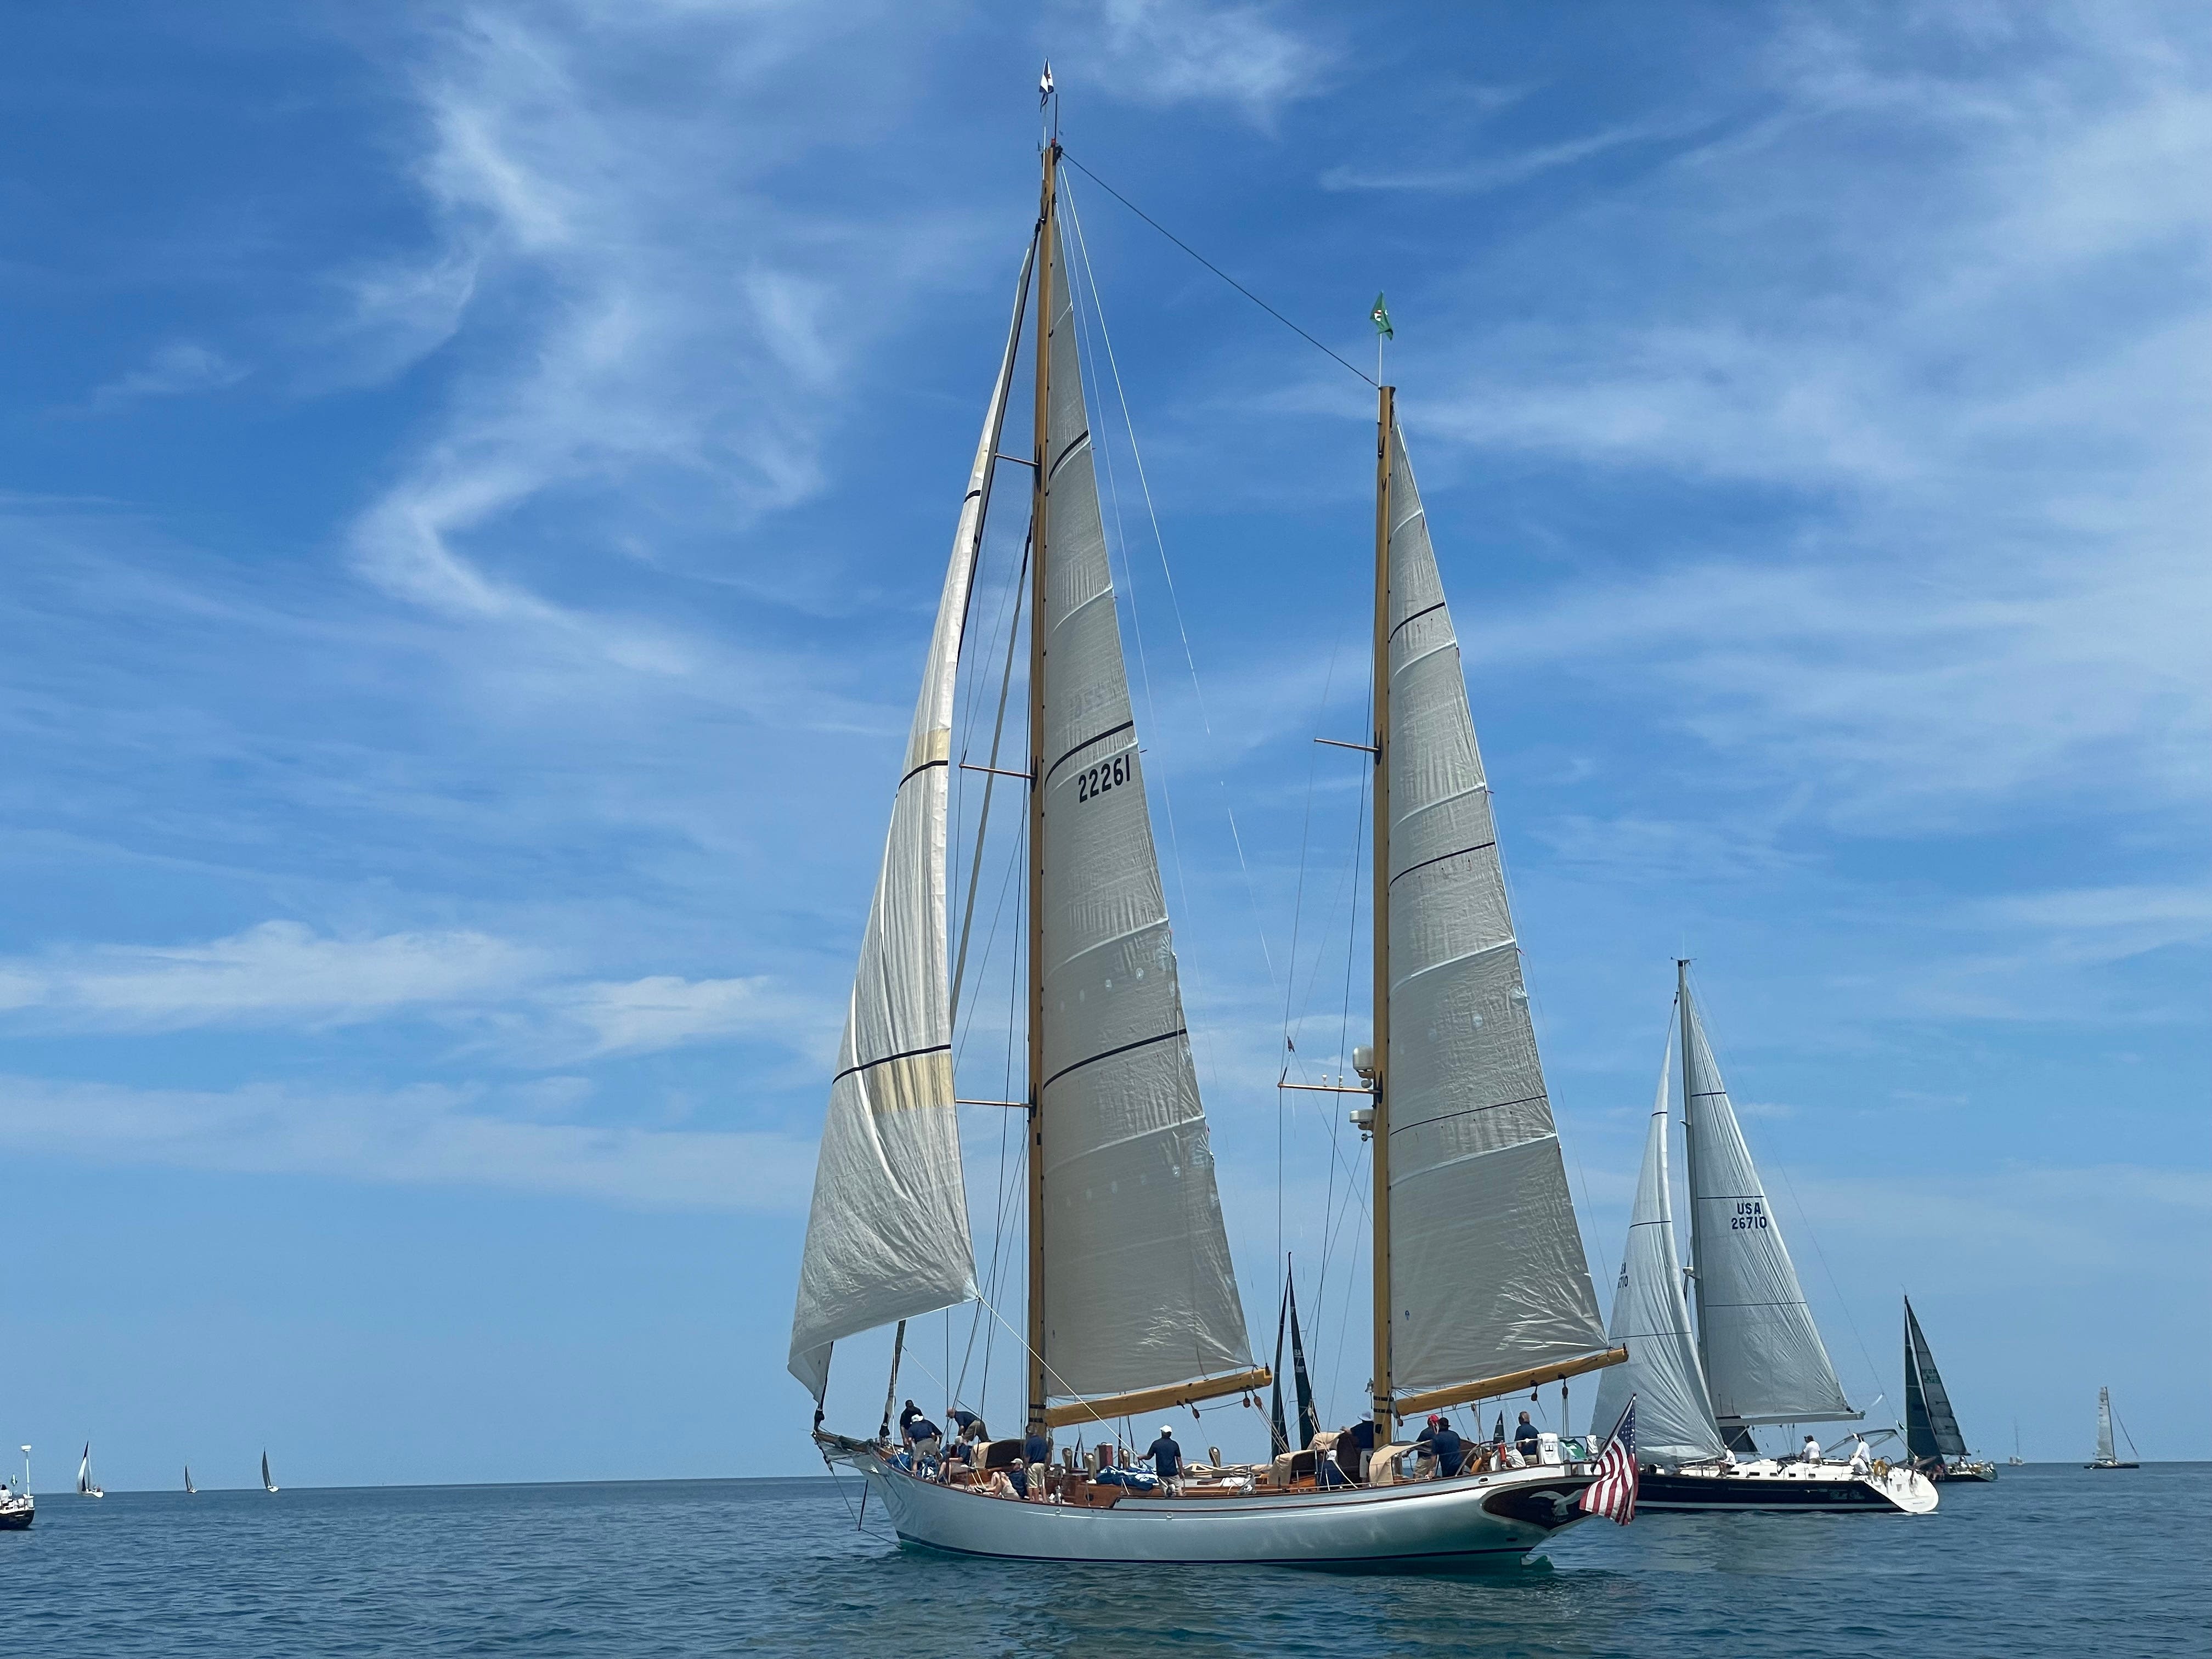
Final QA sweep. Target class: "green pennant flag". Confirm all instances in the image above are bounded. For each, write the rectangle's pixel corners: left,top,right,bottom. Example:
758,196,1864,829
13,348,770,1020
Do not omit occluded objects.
1370,292,1393,339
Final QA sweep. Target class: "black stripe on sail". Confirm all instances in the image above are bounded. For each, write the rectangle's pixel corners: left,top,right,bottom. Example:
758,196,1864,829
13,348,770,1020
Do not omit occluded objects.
831,1042,952,1086
1389,839,1497,887
896,757,950,791
1389,1092,1549,1136
1388,599,1447,642
1045,720,1135,782
1041,1026,1184,1092
1048,428,1091,481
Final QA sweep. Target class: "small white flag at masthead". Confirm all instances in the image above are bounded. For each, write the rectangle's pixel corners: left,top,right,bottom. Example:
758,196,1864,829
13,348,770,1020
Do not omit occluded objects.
1040,62,1054,105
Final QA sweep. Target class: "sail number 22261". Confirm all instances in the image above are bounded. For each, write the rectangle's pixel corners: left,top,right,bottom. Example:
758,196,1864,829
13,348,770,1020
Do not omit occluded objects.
1076,753,1135,803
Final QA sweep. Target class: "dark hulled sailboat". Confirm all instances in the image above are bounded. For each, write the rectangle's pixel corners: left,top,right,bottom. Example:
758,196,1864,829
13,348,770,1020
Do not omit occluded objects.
1904,1297,1994,1481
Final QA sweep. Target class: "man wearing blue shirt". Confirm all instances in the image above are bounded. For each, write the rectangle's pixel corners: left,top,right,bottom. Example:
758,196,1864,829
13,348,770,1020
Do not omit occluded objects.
1144,1425,1183,1488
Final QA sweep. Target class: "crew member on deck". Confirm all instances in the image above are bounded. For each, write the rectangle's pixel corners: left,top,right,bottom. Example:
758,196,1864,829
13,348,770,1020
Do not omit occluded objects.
1144,1425,1183,1491
1341,1416,1379,1483
898,1401,923,1443
1514,1412,1543,1456
949,1408,987,1445
1024,1425,1051,1471
905,1414,943,1460
1802,1434,1822,1464
1429,1419,1468,1477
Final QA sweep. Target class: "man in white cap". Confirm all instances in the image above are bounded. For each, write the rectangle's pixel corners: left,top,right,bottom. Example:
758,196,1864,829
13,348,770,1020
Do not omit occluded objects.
1143,1424,1184,1493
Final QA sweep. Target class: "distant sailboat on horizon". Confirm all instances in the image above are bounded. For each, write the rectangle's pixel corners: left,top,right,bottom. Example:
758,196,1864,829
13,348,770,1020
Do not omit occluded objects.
184,1464,196,1495
261,1451,279,1493
2086,1387,2140,1469
77,1443,104,1499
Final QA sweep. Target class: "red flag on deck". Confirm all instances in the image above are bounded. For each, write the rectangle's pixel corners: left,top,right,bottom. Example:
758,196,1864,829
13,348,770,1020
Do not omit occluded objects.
1579,1396,1638,1524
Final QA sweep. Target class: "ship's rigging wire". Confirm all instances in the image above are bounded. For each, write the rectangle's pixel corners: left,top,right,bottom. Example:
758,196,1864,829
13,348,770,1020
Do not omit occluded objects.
1059,150,1376,390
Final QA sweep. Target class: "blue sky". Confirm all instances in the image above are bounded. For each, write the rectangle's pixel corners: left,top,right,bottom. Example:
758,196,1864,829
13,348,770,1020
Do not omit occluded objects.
1,2,2204,1489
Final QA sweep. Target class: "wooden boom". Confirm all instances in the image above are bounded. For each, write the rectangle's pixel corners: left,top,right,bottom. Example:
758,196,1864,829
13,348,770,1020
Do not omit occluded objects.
1390,1347,1628,1423
1042,1366,1273,1431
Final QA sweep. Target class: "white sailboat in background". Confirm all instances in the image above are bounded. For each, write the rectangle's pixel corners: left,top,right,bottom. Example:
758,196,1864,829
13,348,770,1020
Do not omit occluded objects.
76,1443,104,1499
261,1451,280,1493
790,97,1629,1568
1590,966,1936,1514
2086,1387,2140,1469
184,1464,196,1495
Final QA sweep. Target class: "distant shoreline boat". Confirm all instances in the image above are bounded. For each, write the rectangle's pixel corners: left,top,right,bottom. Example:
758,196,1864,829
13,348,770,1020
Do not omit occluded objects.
1,1446,30,1531
2008,1421,2023,1466
2085,1387,2140,1469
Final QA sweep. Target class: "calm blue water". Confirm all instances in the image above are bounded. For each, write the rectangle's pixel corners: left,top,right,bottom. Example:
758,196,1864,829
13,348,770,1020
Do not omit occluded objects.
3,1464,2204,1656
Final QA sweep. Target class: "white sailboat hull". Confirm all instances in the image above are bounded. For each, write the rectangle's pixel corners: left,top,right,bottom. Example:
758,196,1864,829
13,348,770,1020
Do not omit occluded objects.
1636,1458,1937,1515
853,1454,1594,1569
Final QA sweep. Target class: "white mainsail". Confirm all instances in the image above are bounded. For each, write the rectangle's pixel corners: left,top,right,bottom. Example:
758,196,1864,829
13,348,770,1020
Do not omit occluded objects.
1680,978,1856,1425
1382,424,1610,1395
2095,1387,2117,1463
1592,1031,1725,1462
1035,219,1252,1398
786,241,1034,1401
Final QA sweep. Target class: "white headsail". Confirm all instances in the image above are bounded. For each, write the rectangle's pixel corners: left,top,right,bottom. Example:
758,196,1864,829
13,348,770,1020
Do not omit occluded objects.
1592,1030,1725,1462
1680,976,1857,1426
2095,1387,2117,1463
786,240,1035,1401
1381,425,1610,1395
1035,219,1252,1398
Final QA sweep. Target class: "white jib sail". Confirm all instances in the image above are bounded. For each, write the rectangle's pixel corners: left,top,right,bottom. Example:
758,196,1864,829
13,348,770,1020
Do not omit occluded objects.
1680,980,1856,1425
786,241,1035,1401
1036,218,1252,1398
2095,1388,2116,1462
1592,1030,1725,1462
1381,424,1610,1394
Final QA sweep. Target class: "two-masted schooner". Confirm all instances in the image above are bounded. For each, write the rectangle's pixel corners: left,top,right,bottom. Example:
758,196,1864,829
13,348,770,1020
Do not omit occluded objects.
1588,966,1936,1514
787,115,1631,1568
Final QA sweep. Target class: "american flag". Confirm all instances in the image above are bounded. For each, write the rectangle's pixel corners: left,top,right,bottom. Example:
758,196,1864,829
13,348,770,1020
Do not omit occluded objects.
1578,1396,1638,1525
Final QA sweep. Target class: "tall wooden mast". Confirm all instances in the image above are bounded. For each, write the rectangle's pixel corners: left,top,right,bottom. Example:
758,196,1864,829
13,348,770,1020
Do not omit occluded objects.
1024,128,1060,1440
1369,382,1396,1435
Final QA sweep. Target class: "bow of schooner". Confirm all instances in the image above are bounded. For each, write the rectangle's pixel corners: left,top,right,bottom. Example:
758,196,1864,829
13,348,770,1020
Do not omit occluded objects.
785,105,1626,1568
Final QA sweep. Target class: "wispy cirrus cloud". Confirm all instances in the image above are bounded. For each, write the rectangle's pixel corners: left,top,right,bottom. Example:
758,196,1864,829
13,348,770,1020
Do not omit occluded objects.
0,1074,814,1212
1320,119,1696,195
0,921,824,1064
0,921,537,1031
1064,0,1332,125
82,341,250,411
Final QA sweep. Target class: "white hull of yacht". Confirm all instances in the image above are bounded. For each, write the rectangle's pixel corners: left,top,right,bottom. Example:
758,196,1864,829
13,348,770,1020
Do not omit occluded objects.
848,1452,1595,1570
1636,1458,1937,1515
